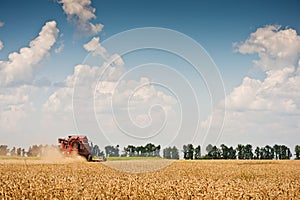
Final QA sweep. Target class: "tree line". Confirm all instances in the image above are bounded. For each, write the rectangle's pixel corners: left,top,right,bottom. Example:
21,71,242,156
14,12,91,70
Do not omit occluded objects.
1,143,300,160
0,144,57,157
100,143,162,158
102,143,299,160
183,144,296,160
94,143,300,160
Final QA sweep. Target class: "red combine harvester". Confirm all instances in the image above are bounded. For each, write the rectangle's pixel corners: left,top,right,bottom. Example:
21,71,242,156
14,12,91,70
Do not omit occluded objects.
58,135,104,162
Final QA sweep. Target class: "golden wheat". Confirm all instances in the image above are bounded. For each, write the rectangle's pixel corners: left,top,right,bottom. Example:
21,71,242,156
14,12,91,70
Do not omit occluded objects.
0,159,299,199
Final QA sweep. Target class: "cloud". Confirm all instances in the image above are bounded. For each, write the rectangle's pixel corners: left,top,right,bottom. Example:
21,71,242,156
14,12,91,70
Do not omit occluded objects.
0,85,36,132
228,26,300,113
0,40,3,51
0,84,72,145
45,34,126,114
43,87,73,113
234,25,300,71
203,25,300,147
43,62,125,113
59,0,103,36
83,37,108,58
83,37,125,66
226,67,299,113
43,60,177,146
0,21,59,86
0,21,4,51
33,77,52,87
54,42,64,54
0,21,4,50
0,21,58,140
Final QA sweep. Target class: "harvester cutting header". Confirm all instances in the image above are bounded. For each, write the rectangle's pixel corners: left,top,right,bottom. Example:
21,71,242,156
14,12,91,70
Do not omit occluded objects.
58,135,105,162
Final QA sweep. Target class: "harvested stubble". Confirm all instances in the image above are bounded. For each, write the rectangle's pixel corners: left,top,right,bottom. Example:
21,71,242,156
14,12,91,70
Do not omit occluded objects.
0,160,299,199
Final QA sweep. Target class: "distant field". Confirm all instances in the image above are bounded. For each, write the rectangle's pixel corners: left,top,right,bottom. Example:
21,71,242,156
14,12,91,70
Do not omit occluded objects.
0,156,164,161
106,156,165,161
0,156,40,160
0,159,299,199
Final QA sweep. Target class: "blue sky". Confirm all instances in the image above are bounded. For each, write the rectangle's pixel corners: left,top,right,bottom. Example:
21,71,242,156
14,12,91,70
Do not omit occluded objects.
0,0,300,150
1,0,299,89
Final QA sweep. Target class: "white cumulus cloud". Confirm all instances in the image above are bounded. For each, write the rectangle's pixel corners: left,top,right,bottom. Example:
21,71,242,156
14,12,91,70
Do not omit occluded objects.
0,21,59,86
0,40,3,51
229,26,300,113
235,25,300,71
83,37,108,58
59,0,103,36
202,25,300,147
83,37,125,66
43,61,123,113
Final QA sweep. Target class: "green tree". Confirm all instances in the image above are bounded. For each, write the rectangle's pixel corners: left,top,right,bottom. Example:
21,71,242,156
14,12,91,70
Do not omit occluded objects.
254,147,260,159
104,145,119,157
17,148,22,156
154,145,161,157
208,146,221,159
163,147,171,159
126,145,136,157
236,144,245,159
115,145,120,157
220,144,229,159
228,147,236,159
244,144,253,159
259,145,274,159
273,144,280,160
21,149,25,157
137,145,144,156
187,144,194,160
171,146,179,159
27,145,41,157
183,145,188,159
194,145,201,159
164,146,179,159
140,145,146,156
10,147,16,156
259,147,265,159
266,145,274,159
144,143,156,157
183,144,194,160
206,144,213,154
279,145,291,160
91,145,103,157
295,145,300,160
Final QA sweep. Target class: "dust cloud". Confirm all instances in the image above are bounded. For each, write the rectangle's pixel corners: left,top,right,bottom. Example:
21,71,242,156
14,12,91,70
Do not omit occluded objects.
41,146,87,164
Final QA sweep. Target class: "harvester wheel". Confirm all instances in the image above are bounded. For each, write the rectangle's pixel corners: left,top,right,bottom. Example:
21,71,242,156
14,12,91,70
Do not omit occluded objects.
87,154,92,162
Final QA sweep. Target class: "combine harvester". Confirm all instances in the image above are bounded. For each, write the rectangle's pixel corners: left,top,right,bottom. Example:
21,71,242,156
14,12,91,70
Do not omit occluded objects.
58,135,105,162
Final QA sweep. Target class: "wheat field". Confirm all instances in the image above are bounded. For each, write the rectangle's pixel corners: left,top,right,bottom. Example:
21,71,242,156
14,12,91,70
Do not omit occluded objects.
0,159,299,199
